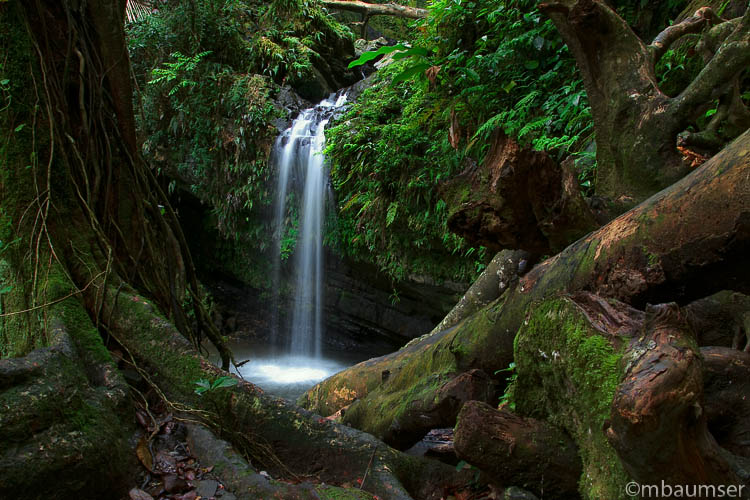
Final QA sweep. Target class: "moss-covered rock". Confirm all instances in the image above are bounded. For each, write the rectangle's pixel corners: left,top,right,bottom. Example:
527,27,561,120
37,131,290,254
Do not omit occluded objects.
512,296,632,500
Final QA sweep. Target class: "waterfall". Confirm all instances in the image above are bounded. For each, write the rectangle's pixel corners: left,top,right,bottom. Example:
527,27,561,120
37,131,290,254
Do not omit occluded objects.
270,92,347,357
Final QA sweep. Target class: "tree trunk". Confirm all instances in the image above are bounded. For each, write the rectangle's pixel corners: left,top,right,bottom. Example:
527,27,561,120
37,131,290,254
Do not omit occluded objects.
454,401,583,499
301,130,750,495
606,303,746,492
321,0,428,20
702,346,750,459
538,0,750,213
440,133,599,255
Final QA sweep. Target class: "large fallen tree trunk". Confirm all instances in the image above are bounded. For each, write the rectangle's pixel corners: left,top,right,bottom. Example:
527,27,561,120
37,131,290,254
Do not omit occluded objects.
302,129,750,425
301,131,750,495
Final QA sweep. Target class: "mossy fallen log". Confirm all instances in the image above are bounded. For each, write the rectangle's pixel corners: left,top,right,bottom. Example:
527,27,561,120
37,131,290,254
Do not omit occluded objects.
300,132,750,497
301,131,750,444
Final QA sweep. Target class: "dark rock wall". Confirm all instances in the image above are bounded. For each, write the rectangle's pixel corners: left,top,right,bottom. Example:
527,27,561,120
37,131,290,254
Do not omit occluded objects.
324,257,466,350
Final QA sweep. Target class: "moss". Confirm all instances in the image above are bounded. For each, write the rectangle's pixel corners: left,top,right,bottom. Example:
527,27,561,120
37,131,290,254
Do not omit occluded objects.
341,325,459,438
315,485,375,500
513,297,633,500
0,339,134,497
0,4,47,358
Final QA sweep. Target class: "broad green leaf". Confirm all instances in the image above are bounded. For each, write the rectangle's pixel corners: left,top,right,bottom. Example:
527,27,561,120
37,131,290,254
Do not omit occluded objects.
211,376,239,389
347,44,408,68
524,60,539,70
194,379,210,389
14,124,25,133
391,63,431,84
391,47,429,61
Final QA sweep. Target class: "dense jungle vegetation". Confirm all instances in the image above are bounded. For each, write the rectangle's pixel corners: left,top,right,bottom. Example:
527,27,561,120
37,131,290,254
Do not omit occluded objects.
2,0,750,498
126,0,726,285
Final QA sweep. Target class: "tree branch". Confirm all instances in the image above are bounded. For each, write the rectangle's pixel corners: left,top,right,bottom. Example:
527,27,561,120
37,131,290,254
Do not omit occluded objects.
650,7,722,62
321,0,428,20
672,7,750,117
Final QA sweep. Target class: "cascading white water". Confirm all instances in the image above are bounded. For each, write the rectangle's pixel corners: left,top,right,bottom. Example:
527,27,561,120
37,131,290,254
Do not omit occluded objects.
270,92,347,358
216,91,395,400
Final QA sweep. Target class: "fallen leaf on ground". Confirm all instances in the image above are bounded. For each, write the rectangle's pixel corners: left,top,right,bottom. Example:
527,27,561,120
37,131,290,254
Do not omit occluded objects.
136,436,153,472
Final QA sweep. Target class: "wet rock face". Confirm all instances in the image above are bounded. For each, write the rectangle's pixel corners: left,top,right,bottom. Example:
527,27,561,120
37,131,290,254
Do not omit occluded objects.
292,36,359,102
271,85,311,131
203,256,465,353
324,257,466,350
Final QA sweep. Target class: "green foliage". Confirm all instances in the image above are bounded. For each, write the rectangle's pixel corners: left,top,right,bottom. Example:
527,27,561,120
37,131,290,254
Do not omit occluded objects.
127,0,354,286
348,44,433,85
495,361,517,410
148,51,213,95
279,193,299,261
654,42,704,97
194,375,239,395
326,62,483,282
326,0,594,281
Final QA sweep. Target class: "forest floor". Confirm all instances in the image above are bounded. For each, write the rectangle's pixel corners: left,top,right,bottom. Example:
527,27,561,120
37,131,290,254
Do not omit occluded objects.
122,380,503,500
126,391,239,500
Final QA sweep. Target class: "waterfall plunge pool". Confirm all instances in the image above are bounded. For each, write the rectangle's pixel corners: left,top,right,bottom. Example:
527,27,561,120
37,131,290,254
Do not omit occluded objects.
209,338,379,401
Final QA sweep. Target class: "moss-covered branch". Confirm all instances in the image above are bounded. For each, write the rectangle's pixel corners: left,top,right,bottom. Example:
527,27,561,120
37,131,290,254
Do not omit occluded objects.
321,0,427,19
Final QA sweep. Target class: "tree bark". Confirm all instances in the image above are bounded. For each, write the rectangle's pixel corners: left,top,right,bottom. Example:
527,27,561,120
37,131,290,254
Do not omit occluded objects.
702,346,750,459
606,303,747,490
440,133,598,255
538,0,750,213
454,401,582,499
321,0,428,20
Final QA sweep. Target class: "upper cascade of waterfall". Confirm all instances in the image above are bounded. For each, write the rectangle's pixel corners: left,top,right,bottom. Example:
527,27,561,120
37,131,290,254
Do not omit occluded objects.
270,90,349,358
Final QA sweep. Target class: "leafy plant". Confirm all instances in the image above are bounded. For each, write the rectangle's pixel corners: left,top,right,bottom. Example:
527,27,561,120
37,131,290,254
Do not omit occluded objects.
148,51,212,96
194,375,238,395
127,0,355,287
348,43,434,85
325,0,597,281
495,362,517,410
